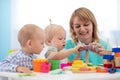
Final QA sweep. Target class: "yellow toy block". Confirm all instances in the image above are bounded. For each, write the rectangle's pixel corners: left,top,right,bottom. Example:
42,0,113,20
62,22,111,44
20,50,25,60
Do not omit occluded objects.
73,60,84,64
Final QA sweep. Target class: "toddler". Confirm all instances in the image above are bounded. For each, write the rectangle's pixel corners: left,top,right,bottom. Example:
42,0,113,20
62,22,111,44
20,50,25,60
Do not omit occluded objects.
0,24,45,73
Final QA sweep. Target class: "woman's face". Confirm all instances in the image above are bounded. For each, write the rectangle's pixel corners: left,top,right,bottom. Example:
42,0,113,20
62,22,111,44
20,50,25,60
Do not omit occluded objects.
72,16,93,43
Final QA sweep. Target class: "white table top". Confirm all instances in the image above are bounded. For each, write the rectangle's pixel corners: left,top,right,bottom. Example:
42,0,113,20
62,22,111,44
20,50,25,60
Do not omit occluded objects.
0,71,120,80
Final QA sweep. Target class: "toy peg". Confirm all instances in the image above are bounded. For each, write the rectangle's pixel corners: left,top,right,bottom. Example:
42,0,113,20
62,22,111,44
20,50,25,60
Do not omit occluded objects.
86,50,89,63
104,38,112,54
116,38,118,48
49,18,52,24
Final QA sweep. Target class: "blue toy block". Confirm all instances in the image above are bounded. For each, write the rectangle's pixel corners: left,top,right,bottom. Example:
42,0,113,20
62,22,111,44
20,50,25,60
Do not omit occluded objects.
103,55,114,60
108,68,116,73
112,48,120,52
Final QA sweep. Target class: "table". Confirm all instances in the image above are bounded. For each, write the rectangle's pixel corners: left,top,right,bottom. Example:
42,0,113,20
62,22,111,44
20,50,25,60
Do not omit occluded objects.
0,71,120,80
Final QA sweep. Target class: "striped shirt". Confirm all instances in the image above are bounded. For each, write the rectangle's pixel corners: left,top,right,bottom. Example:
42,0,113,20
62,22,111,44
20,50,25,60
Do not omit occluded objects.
0,50,36,72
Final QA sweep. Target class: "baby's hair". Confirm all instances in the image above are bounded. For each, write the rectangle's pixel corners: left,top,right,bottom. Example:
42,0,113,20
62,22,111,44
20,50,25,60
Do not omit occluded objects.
18,24,43,47
44,24,65,45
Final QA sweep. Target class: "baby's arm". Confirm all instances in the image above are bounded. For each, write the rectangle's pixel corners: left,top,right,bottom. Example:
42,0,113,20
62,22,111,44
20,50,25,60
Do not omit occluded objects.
74,45,85,60
0,60,31,73
47,45,82,60
0,61,18,72
16,66,32,73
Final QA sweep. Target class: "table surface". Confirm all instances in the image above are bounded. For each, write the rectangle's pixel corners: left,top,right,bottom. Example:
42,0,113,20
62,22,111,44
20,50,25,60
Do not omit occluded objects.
0,71,120,80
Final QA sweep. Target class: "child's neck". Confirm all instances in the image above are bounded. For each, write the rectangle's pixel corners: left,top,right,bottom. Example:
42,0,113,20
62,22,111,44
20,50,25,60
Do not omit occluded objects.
21,47,32,55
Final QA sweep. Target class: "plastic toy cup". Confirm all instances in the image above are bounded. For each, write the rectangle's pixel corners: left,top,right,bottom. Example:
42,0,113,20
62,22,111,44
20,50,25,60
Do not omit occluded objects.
33,59,41,72
60,63,67,69
41,62,51,73
49,60,60,70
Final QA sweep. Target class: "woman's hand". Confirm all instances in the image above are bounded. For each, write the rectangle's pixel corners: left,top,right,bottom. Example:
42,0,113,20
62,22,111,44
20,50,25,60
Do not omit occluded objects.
75,45,86,53
89,42,105,56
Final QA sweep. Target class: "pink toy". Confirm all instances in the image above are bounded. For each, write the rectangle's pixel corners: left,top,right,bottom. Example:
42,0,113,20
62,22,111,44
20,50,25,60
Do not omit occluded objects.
41,62,51,73
60,63,67,69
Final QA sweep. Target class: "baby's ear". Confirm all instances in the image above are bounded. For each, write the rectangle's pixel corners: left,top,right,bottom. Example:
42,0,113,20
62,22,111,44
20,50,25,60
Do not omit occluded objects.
27,40,32,47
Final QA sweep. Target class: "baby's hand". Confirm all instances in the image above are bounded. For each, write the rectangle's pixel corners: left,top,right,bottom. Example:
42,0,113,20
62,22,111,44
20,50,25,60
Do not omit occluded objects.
75,45,85,53
89,42,105,56
16,66,32,73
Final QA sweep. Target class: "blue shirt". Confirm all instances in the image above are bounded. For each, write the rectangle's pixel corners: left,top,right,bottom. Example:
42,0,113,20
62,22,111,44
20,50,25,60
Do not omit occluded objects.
0,50,36,72
64,39,108,65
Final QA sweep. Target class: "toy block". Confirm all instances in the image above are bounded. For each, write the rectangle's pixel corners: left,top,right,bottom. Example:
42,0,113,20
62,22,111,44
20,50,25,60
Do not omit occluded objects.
104,64,112,68
41,62,51,73
60,63,67,69
49,60,60,70
96,67,108,73
108,68,116,73
103,55,114,60
73,60,84,64
112,48,120,52
33,59,41,72
114,52,120,57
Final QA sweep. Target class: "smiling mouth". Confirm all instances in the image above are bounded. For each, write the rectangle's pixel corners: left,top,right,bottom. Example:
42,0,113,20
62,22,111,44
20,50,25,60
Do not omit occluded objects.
80,32,88,36
63,45,65,47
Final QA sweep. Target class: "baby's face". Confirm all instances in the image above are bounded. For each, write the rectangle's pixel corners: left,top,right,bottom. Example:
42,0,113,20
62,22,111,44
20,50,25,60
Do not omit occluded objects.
51,29,66,51
31,31,45,54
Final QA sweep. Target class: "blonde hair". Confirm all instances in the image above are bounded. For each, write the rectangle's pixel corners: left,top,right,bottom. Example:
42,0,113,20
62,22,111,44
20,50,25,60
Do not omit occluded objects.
70,7,99,43
44,24,65,45
18,24,43,47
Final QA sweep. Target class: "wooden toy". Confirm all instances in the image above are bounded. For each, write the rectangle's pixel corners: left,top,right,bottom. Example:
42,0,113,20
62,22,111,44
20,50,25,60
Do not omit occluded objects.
112,47,120,68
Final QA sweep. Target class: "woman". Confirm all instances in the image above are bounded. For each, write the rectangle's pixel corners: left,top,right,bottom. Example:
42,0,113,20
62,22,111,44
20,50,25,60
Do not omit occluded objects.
65,7,108,65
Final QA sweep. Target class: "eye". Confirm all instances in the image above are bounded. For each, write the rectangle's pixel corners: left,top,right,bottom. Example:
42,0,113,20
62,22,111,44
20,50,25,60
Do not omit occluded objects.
73,24,80,28
58,38,63,40
84,23,89,26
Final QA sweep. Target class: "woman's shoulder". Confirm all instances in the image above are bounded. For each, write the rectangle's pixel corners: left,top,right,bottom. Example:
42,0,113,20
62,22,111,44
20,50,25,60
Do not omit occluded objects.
99,39,108,49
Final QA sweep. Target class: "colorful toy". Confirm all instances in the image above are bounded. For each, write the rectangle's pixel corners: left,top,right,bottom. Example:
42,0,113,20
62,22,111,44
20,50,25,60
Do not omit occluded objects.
49,60,60,70
49,69,65,74
112,47,120,68
8,49,18,55
103,54,114,68
18,73,36,77
33,58,51,73
108,68,116,73
96,67,108,73
72,60,96,73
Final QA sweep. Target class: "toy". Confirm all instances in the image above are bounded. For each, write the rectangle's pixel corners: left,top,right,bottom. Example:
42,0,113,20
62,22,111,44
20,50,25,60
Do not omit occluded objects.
72,60,96,73
33,58,51,73
49,60,60,70
18,73,36,77
112,47,120,68
103,54,114,68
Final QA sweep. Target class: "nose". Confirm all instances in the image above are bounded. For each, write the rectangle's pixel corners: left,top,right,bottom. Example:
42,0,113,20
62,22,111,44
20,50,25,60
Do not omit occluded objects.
63,40,66,44
79,26,86,32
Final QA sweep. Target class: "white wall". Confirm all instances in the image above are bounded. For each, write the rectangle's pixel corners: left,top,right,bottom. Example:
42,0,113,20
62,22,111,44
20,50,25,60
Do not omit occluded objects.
11,0,119,54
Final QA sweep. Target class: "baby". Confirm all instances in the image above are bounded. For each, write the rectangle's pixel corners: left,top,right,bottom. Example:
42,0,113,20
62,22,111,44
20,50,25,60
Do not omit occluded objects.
0,24,45,73
44,24,82,61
